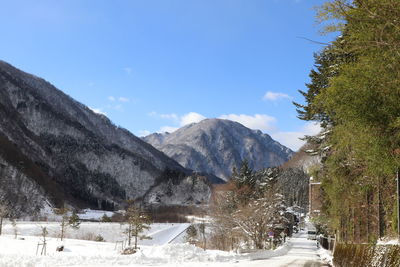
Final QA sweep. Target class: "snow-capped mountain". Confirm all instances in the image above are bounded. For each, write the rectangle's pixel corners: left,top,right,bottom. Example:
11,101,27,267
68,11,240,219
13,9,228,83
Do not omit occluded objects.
143,119,293,181
0,60,210,215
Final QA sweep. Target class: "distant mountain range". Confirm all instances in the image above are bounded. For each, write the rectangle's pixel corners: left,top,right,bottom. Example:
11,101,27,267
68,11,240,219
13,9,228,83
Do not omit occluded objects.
0,60,297,217
0,60,211,216
143,119,293,181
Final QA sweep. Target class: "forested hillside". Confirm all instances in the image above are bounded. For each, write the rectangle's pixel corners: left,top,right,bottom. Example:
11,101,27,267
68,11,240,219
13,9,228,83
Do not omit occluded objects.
295,0,400,242
0,60,211,215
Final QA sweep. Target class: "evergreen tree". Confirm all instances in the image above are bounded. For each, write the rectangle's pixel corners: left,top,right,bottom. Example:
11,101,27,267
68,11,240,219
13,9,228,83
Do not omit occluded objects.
68,210,81,229
233,159,255,188
295,0,400,242
293,41,353,127
124,201,152,249
185,224,198,244
54,207,81,240
101,214,112,222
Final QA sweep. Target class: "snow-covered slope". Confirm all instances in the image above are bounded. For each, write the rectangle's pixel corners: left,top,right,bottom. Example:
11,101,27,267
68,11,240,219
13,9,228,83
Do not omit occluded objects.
144,119,293,180
0,60,210,214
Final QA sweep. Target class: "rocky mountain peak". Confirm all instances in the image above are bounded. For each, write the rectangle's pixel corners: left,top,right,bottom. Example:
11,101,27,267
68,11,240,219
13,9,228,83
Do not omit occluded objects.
144,118,293,180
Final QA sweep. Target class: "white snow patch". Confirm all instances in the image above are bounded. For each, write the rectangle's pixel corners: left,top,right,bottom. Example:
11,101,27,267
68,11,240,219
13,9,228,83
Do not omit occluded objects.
78,209,115,221
377,238,400,245
317,247,334,266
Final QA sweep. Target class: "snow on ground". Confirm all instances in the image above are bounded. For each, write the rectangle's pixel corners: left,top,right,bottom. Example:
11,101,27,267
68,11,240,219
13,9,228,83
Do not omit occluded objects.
0,222,326,267
77,209,115,221
317,247,334,266
377,238,400,245
2,221,190,245
0,234,238,267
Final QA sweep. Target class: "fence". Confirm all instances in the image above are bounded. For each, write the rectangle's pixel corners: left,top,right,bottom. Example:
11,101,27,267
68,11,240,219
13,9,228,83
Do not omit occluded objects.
318,235,335,251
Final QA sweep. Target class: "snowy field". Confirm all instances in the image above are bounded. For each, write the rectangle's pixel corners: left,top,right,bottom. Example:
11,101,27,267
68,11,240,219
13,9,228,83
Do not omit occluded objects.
0,222,332,267
2,221,190,245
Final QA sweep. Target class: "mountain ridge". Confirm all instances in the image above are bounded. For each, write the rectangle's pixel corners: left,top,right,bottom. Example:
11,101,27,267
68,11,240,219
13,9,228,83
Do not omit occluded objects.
144,118,293,180
0,60,210,215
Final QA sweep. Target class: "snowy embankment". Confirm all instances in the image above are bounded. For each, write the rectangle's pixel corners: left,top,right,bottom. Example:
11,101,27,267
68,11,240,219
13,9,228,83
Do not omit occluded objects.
0,221,308,267
0,235,238,267
317,247,334,266
0,234,292,267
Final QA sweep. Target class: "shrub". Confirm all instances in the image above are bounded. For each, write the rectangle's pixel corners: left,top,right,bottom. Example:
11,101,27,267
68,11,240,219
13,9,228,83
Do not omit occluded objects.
333,243,400,267
121,247,136,255
101,214,112,222
94,234,105,242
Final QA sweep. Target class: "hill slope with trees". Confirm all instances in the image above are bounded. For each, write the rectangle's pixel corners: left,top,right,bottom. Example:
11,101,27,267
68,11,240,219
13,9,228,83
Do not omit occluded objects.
295,0,400,242
0,60,211,216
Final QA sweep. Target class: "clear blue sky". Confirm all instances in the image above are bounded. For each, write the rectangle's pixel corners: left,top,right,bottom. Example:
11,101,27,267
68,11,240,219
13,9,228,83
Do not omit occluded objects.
0,0,336,151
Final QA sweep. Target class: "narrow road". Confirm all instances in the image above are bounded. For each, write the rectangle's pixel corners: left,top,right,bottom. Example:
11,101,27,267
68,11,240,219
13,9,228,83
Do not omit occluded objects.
244,232,330,267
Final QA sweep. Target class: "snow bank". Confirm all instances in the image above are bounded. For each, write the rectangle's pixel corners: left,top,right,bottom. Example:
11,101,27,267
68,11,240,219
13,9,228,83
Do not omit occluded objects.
377,238,400,245
244,243,291,261
131,243,238,265
0,236,238,267
317,247,333,266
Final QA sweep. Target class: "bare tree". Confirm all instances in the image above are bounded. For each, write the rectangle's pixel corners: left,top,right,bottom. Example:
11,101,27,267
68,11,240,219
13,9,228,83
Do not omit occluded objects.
210,190,242,251
231,192,287,249
11,218,17,239
0,203,8,236
54,207,80,241
210,167,288,250
36,226,48,256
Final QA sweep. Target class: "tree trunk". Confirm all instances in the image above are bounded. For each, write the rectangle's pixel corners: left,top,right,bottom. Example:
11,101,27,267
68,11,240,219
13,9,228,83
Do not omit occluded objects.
0,216,2,236
128,225,132,246
378,178,384,238
61,220,65,241
134,227,138,250
352,207,356,242
366,192,370,242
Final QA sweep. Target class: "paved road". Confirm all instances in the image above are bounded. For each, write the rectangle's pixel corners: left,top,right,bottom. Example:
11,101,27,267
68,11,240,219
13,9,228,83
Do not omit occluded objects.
246,232,330,267
180,232,330,267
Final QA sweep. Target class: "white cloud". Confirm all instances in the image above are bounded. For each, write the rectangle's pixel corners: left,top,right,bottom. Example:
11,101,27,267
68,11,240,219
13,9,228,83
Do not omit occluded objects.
148,112,179,122
151,112,206,133
89,107,107,116
160,113,179,121
263,91,291,101
180,112,206,126
148,111,157,117
138,130,151,137
108,96,131,105
118,97,130,103
159,126,179,133
303,121,322,135
219,113,276,132
271,122,322,151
